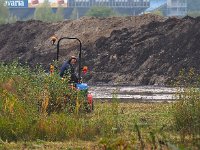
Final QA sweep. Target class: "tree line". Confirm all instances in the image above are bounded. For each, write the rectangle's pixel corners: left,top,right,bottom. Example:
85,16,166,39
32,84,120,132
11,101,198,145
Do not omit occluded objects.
0,0,117,25
0,0,66,24
1,0,200,25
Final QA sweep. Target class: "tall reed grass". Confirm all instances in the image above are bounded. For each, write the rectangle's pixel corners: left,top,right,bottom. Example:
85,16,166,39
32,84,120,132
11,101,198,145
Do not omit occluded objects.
172,68,200,147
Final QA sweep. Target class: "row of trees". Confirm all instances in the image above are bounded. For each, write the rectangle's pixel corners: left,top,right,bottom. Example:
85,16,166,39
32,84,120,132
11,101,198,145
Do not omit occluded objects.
0,0,117,24
1,0,200,24
34,2,118,21
0,0,65,24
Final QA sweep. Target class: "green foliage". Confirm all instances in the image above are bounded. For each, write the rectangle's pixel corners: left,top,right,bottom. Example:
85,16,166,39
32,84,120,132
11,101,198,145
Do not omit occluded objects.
151,10,164,16
0,62,90,141
0,0,18,24
54,6,64,22
0,62,171,147
1,62,200,148
172,69,200,145
99,137,136,149
85,6,117,17
0,0,9,24
0,90,38,141
34,0,64,22
7,15,18,23
34,0,52,22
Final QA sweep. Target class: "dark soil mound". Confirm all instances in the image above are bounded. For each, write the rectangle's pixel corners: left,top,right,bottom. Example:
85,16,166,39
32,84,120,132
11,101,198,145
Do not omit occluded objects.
0,14,200,85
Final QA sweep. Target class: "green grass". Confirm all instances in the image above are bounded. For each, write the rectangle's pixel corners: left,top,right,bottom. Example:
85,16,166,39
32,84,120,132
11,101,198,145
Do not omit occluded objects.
0,62,200,149
0,102,173,149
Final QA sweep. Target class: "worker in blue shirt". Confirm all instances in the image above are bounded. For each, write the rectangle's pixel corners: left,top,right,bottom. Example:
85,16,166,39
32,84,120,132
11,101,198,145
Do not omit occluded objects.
59,56,78,83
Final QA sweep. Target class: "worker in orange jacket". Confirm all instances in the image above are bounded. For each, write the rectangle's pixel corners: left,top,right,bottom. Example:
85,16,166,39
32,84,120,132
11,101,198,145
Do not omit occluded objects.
50,35,58,45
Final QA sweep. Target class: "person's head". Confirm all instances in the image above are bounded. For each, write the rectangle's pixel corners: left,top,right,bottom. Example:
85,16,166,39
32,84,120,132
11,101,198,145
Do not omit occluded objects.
68,56,77,65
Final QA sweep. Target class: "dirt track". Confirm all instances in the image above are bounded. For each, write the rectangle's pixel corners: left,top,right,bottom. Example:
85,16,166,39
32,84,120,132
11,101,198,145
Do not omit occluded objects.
0,14,200,85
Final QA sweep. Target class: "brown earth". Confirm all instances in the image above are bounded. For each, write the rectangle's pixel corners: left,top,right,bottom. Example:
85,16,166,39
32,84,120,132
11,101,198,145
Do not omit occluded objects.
0,14,200,85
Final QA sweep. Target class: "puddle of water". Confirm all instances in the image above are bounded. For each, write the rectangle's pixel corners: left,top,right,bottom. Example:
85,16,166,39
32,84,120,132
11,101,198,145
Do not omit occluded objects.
88,85,178,102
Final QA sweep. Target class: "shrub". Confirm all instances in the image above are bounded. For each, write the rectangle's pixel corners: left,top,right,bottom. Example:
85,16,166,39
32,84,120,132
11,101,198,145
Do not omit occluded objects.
172,69,200,143
86,6,117,17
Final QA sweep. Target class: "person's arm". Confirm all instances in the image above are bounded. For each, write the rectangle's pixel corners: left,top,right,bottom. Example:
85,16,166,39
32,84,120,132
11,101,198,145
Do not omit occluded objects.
60,62,70,77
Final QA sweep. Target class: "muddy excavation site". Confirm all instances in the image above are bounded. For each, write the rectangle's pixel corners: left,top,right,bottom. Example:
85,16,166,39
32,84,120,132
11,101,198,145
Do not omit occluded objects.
0,14,200,86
